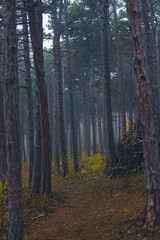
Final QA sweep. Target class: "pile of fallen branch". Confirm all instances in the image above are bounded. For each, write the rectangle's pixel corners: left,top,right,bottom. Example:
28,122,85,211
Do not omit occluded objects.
110,122,144,178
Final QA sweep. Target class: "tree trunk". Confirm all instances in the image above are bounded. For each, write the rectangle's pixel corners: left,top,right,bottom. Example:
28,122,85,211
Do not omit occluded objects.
81,77,88,156
27,0,51,194
86,100,91,157
77,115,82,158
127,0,160,227
128,63,135,136
19,89,26,163
155,32,160,133
4,0,23,238
53,77,60,174
112,0,126,137
22,4,35,190
91,110,97,155
89,51,104,157
0,82,6,177
52,0,68,178
99,0,115,171
142,0,158,124
31,92,42,195
0,30,6,177
64,0,79,173
129,108,133,135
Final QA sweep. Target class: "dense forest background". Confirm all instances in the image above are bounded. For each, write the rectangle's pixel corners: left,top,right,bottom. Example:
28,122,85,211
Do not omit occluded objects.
1,0,160,238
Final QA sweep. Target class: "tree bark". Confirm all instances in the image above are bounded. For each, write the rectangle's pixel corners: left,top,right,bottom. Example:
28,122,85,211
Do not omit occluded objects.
31,92,42,195
4,0,23,238
89,51,104,157
77,115,82,158
142,0,158,124
0,81,6,177
27,0,51,194
155,32,160,132
127,0,160,227
81,76,88,156
53,75,60,174
82,14,104,157
91,109,97,155
52,0,68,178
19,89,26,163
99,0,115,171
64,0,79,173
22,3,35,190
0,30,6,177
86,100,91,157
112,0,126,137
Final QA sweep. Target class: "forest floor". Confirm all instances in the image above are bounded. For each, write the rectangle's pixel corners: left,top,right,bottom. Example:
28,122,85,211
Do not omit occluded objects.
21,172,160,240
1,153,160,240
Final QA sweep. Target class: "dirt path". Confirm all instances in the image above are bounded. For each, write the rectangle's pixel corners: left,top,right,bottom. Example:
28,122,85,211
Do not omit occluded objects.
25,178,118,240
24,175,159,240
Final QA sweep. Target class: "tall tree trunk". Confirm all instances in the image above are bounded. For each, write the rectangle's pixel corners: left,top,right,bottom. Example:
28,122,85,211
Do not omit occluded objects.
129,108,133,135
0,30,6,177
22,4,34,190
77,115,82,158
19,89,26,163
0,80,6,177
89,51,104,157
81,77,88,155
52,0,68,178
4,0,23,238
53,78,60,174
31,92,42,194
82,14,104,157
91,109,97,155
27,0,51,194
64,0,79,173
86,100,91,157
127,0,160,227
99,0,115,171
128,64,134,135
112,0,126,137
142,0,158,123
47,73,53,159
148,0,159,108
98,11,107,158
155,32,160,132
